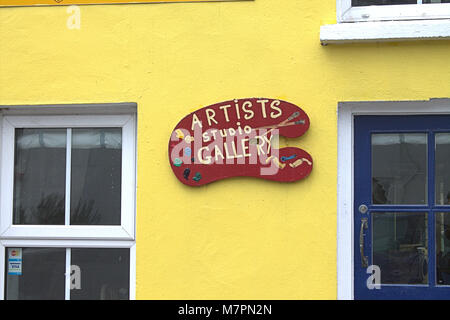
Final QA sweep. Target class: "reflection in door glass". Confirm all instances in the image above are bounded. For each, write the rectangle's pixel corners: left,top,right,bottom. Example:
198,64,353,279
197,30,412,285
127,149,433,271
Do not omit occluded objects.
437,213,450,285
13,129,67,225
372,133,427,205
5,247,65,300
372,212,428,284
435,134,450,206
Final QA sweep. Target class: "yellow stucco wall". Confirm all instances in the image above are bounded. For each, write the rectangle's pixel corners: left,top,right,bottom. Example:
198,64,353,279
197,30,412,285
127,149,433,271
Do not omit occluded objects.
0,0,449,299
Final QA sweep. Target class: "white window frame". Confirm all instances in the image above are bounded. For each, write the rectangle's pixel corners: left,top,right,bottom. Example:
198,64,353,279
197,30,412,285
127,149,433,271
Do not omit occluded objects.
337,98,450,300
0,113,136,240
0,240,136,300
338,0,450,23
0,103,137,300
321,1,450,44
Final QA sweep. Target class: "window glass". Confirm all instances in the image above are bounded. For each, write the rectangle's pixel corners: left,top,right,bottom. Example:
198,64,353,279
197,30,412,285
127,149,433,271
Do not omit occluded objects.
13,129,66,225
12,127,123,226
372,212,428,285
437,212,450,285
70,128,122,225
70,248,129,300
435,133,450,205
372,133,427,205
5,247,65,300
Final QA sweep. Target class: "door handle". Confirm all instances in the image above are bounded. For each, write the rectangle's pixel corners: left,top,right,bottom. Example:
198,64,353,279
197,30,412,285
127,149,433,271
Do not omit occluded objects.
360,218,369,268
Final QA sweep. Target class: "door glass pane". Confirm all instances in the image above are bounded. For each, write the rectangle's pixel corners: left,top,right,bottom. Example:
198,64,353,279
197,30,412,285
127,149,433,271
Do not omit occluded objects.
436,133,450,205
437,212,450,285
70,248,129,300
5,247,65,300
13,129,66,225
372,133,427,205
70,128,122,225
372,212,428,284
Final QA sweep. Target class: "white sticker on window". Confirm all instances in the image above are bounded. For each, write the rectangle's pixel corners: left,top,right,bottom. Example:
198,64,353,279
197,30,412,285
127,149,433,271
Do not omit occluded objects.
8,248,22,275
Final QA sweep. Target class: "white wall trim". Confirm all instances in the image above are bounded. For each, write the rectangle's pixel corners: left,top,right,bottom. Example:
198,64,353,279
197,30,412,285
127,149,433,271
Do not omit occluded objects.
0,245,4,300
337,102,354,300
321,19,450,44
337,98,450,300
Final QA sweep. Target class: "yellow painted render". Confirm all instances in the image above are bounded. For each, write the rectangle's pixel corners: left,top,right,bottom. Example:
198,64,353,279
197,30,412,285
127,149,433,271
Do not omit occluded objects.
0,0,449,300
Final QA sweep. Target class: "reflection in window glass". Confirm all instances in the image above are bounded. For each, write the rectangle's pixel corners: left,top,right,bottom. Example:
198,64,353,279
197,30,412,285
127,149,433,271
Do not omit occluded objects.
436,134,450,205
5,247,65,300
13,129,66,225
70,248,129,300
437,213,450,285
372,133,427,205
373,212,428,284
70,128,122,225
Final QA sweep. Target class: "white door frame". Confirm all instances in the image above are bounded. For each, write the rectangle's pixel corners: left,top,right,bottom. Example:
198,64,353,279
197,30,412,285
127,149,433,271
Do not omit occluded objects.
337,98,450,300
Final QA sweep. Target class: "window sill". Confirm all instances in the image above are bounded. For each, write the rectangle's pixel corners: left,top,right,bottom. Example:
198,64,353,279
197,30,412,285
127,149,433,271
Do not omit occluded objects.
320,19,450,45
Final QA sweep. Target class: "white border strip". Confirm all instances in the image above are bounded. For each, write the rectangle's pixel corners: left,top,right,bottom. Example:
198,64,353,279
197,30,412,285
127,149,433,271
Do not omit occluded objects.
129,243,136,300
337,102,354,300
65,129,72,226
0,245,4,300
337,98,450,300
65,248,71,300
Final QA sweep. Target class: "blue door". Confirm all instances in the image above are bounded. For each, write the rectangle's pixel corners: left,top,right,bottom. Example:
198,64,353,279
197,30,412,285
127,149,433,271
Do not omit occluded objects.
354,115,450,300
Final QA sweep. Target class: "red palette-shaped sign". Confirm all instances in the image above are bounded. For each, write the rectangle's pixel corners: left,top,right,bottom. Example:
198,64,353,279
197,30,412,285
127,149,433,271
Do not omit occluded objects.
169,98,313,186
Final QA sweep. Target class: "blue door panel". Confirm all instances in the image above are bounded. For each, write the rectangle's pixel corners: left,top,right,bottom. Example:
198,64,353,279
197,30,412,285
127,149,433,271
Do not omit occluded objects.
354,115,450,300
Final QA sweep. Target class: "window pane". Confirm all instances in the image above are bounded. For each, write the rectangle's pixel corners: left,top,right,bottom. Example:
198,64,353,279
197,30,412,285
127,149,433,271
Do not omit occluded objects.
70,248,129,300
436,133,450,205
372,212,428,285
437,212,450,285
5,247,65,300
372,133,427,205
70,128,122,225
13,129,66,225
